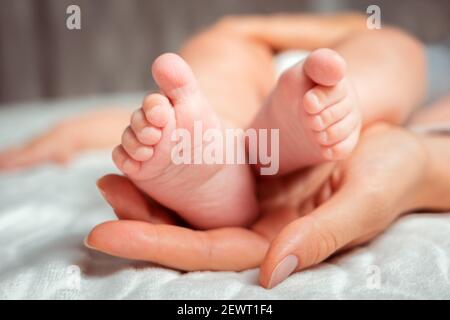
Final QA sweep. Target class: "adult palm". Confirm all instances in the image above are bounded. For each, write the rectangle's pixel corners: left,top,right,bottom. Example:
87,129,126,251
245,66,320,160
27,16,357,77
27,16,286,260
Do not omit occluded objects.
86,124,428,288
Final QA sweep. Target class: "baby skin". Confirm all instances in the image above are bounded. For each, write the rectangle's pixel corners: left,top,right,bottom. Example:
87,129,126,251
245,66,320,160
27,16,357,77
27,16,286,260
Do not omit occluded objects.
114,49,361,229
113,53,259,229
251,48,361,174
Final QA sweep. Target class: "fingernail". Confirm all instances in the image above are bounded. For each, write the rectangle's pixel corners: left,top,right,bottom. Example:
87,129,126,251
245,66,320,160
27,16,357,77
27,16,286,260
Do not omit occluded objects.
84,236,96,250
267,255,298,289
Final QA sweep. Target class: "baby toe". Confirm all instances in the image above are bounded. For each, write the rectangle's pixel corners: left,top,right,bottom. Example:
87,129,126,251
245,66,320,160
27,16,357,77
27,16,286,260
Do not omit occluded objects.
321,128,360,161
130,108,163,145
309,99,353,131
304,48,347,87
303,82,346,115
121,126,154,161
315,109,360,146
138,126,162,145
142,93,172,127
112,145,141,175
146,104,172,128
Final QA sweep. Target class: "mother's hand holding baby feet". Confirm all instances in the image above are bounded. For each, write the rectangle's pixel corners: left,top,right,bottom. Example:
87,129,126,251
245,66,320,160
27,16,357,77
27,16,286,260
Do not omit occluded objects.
86,124,434,287
87,174,270,271
260,124,429,288
86,160,333,271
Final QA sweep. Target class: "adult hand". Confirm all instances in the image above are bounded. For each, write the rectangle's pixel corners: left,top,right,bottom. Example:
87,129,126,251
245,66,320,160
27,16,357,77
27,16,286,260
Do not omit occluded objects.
86,124,429,288
86,161,334,271
0,109,128,171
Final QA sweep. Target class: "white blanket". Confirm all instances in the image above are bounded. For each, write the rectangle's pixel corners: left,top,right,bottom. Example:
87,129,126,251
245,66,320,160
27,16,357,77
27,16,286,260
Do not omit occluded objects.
1,94,450,300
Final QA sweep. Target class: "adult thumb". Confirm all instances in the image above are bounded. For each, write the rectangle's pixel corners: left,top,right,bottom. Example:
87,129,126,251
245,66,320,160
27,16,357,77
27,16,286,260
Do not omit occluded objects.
259,183,378,289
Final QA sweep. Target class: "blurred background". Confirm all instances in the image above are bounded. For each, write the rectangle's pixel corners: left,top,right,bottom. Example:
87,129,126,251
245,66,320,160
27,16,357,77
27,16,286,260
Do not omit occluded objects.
1,0,449,104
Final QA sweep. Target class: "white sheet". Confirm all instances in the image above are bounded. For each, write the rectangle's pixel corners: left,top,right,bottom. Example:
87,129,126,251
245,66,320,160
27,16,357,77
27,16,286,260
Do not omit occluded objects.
1,94,450,300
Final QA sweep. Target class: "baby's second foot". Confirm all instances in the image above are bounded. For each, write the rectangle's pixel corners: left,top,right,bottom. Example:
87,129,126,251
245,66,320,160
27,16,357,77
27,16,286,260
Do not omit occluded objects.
251,48,362,175
113,53,258,229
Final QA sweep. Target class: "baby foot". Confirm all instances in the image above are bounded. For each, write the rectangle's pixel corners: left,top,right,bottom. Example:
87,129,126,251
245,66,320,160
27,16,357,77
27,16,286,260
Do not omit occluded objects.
251,48,361,174
112,53,258,229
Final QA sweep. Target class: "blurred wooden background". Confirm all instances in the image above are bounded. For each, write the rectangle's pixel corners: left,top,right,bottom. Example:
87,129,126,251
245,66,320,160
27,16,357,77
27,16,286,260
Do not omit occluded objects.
1,0,449,104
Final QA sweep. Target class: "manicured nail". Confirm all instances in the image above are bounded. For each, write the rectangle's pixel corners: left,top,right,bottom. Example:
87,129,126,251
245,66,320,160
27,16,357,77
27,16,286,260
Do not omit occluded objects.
84,236,96,250
267,255,298,289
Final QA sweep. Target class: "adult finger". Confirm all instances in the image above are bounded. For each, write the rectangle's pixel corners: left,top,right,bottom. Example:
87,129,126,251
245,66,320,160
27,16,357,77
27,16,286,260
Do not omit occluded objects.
85,220,268,271
259,183,389,289
0,138,71,171
96,174,177,225
259,124,424,288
